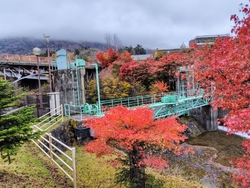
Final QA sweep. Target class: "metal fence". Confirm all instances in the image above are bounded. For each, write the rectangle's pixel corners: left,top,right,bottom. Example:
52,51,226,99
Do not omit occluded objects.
33,105,64,132
32,133,77,188
32,105,77,188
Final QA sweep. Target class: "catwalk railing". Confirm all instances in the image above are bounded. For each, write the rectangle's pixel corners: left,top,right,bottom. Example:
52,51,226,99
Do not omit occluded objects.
64,89,210,120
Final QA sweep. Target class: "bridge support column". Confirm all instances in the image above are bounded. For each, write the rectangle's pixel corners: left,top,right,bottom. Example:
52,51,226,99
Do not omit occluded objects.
80,68,86,104
189,106,218,131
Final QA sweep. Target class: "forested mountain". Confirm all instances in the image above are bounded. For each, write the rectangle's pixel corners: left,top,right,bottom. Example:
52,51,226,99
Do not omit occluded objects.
0,37,109,55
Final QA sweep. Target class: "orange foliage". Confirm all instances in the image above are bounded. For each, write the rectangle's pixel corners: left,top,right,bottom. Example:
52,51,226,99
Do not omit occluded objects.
151,81,169,94
84,105,191,170
118,51,133,63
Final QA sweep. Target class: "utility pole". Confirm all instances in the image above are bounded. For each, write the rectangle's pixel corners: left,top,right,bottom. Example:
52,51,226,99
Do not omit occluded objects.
33,47,43,117
43,34,52,92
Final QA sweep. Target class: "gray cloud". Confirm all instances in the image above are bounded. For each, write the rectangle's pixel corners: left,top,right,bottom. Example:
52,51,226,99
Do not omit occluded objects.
0,0,248,50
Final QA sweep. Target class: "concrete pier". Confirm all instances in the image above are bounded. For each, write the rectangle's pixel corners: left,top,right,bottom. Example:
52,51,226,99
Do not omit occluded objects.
189,106,219,131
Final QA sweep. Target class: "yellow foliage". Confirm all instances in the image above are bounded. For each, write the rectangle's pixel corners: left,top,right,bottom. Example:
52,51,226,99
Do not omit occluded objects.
102,77,131,99
154,50,164,60
86,80,97,103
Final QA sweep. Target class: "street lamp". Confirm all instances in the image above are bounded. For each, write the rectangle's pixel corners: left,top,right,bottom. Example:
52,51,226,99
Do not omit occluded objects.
91,63,101,115
43,34,52,92
33,47,43,115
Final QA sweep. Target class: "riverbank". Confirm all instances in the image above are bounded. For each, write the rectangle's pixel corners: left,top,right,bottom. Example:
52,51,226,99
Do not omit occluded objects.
163,130,245,187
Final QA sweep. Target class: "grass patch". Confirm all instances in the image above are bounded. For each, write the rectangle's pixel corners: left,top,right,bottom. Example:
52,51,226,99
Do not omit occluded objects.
75,147,118,188
61,145,204,187
0,143,63,187
1,142,205,187
146,168,205,188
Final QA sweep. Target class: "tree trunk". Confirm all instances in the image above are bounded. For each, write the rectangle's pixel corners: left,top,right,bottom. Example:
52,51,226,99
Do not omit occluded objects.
129,147,146,188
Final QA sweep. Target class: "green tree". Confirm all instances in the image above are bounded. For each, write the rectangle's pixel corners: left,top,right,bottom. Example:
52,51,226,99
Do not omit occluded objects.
74,49,80,56
134,44,146,55
124,45,134,54
0,79,40,164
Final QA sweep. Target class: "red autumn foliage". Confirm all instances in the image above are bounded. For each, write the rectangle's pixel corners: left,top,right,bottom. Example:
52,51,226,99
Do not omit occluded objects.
111,51,134,77
127,58,154,84
231,139,250,187
84,105,191,171
152,52,190,76
119,61,136,80
119,53,190,90
119,58,157,88
96,48,119,68
189,2,250,186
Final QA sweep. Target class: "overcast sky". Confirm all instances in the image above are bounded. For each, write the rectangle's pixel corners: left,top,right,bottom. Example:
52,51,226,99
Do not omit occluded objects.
0,0,249,50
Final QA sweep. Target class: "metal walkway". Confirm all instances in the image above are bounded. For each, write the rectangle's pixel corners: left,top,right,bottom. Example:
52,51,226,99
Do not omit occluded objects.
99,89,210,118
64,89,210,120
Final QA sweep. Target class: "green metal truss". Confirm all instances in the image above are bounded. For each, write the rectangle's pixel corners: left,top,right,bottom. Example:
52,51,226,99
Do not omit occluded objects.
79,89,210,119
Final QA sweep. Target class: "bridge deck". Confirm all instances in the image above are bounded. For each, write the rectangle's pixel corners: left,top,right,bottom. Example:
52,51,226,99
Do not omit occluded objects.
64,89,210,120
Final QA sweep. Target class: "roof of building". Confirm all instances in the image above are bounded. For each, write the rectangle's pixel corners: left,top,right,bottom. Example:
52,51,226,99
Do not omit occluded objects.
189,34,231,46
194,34,230,39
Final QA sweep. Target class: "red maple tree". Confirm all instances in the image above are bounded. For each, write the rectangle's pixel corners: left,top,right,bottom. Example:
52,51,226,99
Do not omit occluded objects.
111,51,134,77
84,105,191,187
189,2,250,186
96,48,119,68
119,60,136,81
119,52,191,91
153,52,188,76
119,58,157,89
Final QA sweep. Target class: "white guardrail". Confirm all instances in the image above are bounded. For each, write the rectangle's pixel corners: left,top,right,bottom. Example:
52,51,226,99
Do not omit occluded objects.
32,105,77,188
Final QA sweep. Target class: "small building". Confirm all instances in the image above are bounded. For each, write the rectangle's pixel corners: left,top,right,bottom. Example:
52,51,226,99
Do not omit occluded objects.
189,34,230,46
